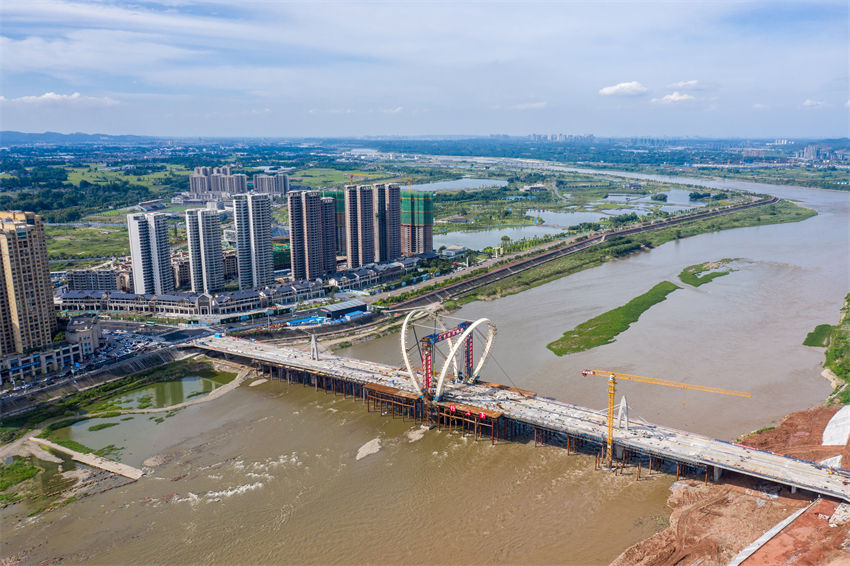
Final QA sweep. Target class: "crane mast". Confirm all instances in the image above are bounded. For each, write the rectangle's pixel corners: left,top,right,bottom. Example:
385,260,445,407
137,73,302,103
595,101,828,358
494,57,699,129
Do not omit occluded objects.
582,369,751,470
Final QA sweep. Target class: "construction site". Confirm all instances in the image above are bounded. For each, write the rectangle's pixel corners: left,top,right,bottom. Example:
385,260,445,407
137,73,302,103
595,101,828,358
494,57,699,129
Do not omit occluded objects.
190,308,850,504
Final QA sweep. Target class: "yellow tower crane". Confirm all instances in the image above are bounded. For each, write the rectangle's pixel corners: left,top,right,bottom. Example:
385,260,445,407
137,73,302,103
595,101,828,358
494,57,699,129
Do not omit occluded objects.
581,369,751,470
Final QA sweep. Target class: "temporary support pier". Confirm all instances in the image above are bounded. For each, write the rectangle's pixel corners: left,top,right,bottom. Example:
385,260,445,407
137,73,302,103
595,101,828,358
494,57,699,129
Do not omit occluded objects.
193,336,850,502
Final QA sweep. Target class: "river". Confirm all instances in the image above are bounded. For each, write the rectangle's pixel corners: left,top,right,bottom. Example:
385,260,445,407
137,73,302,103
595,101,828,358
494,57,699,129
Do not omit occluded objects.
349,178,849,440
3,174,848,565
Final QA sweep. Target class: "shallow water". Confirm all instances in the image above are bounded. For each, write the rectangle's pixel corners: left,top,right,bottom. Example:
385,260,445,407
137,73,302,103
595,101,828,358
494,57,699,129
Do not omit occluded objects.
433,224,563,250
2,385,673,565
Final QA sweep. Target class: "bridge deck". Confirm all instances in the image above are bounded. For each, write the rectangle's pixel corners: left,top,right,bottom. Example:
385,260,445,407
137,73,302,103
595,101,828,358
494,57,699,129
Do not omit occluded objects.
195,336,850,502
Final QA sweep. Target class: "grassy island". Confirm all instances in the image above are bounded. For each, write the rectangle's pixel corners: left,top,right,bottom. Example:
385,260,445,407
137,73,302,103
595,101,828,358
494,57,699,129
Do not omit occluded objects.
547,281,680,356
804,324,834,347
678,258,737,287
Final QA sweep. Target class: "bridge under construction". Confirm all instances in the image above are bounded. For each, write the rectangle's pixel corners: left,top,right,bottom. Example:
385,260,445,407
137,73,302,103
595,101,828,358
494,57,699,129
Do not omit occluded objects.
191,332,850,503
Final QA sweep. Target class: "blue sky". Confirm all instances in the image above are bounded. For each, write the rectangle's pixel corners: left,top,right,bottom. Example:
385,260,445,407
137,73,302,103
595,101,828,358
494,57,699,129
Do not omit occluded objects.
0,0,847,137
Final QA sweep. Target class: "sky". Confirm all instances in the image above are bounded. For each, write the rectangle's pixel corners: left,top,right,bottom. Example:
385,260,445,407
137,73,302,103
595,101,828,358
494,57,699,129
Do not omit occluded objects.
0,0,848,138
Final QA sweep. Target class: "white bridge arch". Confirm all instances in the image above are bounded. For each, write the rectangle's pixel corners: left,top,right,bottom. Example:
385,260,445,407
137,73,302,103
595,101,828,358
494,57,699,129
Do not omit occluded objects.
400,309,497,401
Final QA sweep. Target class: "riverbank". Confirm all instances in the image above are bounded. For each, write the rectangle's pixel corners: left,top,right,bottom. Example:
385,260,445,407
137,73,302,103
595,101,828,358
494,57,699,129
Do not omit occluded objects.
616,292,850,563
613,402,850,565
454,199,812,305
0,360,253,519
0,359,249,465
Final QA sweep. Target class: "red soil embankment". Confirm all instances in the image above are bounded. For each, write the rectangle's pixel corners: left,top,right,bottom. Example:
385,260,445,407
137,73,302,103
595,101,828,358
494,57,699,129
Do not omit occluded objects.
612,404,850,565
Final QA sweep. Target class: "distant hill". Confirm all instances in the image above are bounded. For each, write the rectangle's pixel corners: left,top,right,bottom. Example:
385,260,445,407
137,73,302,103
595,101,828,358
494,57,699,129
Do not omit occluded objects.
0,131,159,146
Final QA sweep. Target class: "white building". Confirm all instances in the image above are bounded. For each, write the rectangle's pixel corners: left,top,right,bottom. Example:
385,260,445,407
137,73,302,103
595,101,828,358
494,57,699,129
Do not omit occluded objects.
253,173,290,195
186,208,225,294
127,212,174,295
233,193,273,289
344,185,375,269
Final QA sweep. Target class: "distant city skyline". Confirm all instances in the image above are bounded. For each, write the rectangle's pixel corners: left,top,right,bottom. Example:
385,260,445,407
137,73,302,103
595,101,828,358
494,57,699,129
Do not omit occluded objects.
1,1,847,138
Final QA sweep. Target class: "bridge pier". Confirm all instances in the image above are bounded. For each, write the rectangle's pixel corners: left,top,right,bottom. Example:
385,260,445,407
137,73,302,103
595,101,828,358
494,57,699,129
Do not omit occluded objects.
193,338,850,502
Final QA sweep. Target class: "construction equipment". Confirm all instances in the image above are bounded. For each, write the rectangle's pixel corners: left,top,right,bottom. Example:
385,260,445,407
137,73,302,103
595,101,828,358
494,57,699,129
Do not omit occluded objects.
581,369,751,470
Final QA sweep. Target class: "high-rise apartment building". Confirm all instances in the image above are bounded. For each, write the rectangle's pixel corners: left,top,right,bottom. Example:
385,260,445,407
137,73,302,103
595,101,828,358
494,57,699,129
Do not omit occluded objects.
185,208,225,294
321,190,347,254
189,166,245,197
233,193,273,289
401,192,434,256
0,211,57,356
277,173,291,194
288,192,337,281
373,183,401,262
68,269,120,291
288,192,306,280
321,197,337,274
127,212,174,295
344,185,375,269
252,173,290,195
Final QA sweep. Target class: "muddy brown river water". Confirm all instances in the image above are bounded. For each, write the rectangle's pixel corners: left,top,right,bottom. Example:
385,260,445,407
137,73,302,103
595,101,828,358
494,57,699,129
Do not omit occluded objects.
2,177,848,565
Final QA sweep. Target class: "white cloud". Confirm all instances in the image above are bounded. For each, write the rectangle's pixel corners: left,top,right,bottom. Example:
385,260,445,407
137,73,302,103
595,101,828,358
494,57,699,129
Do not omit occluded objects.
598,81,647,96
802,99,826,108
668,80,702,89
652,91,695,104
382,106,403,114
0,92,119,105
307,108,353,115
511,101,547,110
752,103,768,110
846,100,850,108
1,32,204,78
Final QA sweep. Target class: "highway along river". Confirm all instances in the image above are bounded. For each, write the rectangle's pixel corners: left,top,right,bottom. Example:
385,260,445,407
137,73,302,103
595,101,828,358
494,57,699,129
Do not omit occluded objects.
3,177,848,565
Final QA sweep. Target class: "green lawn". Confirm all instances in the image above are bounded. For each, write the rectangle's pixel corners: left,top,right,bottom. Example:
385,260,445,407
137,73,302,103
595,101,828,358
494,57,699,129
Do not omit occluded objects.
45,224,130,260
547,281,680,356
290,168,385,188
66,163,190,188
82,203,193,224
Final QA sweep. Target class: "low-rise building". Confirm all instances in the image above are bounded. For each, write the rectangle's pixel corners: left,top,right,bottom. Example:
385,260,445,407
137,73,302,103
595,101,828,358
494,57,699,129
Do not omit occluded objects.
325,261,407,290
172,254,191,289
0,343,83,385
57,281,325,321
65,314,102,356
319,299,368,319
440,245,468,258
